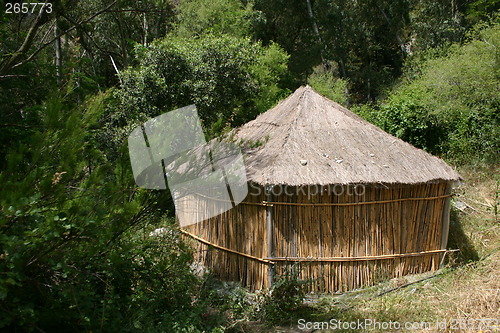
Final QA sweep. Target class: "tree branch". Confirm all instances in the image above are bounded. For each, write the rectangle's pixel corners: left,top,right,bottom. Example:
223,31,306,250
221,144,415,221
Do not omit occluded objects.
376,4,406,54
0,75,29,79
0,6,48,76
7,1,118,73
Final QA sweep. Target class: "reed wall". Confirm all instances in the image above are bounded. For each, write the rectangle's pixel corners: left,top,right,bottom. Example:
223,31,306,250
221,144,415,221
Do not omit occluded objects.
181,181,451,292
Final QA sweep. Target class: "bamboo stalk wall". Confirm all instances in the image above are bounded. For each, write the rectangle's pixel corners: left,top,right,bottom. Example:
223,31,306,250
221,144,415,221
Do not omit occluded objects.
181,181,450,292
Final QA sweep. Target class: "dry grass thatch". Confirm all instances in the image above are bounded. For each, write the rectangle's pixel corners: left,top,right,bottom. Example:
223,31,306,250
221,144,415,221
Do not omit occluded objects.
233,86,461,186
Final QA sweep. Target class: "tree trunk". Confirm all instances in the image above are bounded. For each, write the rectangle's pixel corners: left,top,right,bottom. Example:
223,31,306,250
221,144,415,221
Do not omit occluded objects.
54,19,62,86
305,0,327,68
377,4,406,54
143,13,148,46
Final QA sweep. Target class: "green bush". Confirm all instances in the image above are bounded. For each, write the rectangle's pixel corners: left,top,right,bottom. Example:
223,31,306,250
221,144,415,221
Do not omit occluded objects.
104,34,289,143
375,92,446,154
0,97,219,332
308,66,348,105
259,265,308,324
354,19,500,164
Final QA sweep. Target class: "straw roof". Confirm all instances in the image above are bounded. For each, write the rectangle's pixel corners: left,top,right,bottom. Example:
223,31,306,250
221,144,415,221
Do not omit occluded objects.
233,86,461,186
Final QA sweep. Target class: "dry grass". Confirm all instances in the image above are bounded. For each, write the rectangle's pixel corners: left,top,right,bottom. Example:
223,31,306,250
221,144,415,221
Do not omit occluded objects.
429,165,500,331
452,165,499,256
435,255,499,329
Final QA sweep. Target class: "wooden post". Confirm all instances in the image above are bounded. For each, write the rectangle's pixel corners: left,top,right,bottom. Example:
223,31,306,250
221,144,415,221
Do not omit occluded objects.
440,182,453,267
266,186,274,287
291,192,297,257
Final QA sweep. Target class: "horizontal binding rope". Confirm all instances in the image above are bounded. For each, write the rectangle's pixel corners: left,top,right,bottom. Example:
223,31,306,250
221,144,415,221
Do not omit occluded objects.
262,193,453,207
180,228,459,264
183,192,452,207
182,192,269,206
266,249,460,262
179,229,275,265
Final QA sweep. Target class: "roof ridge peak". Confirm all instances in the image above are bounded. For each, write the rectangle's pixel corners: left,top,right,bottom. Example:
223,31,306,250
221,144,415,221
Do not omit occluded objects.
232,86,461,185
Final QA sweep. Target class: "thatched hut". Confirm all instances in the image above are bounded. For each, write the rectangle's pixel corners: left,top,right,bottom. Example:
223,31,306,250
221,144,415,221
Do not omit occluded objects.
180,86,461,292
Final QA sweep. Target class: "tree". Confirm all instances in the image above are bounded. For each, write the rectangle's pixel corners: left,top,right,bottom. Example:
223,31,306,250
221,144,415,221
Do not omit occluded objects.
254,0,323,85
99,33,289,151
355,19,500,164
254,0,411,102
408,0,467,51
174,0,258,38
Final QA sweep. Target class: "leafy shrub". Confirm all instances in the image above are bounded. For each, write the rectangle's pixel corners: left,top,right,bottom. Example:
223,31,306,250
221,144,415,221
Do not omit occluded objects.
308,65,348,105
200,276,258,325
354,19,500,164
103,34,289,145
0,97,219,332
376,92,446,154
258,265,308,324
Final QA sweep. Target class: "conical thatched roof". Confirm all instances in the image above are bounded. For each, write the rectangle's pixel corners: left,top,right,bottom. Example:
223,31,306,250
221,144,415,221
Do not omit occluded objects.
234,86,461,186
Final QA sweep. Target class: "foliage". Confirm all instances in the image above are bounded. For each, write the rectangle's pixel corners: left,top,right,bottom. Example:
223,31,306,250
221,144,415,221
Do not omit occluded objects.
258,265,308,324
255,0,411,102
466,0,500,23
371,93,446,153
0,96,215,332
308,65,349,105
196,267,310,328
253,0,321,81
199,276,258,326
103,33,288,144
408,0,467,51
319,0,410,102
66,0,176,85
0,0,177,168
354,19,500,164
0,0,498,330
174,0,259,38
